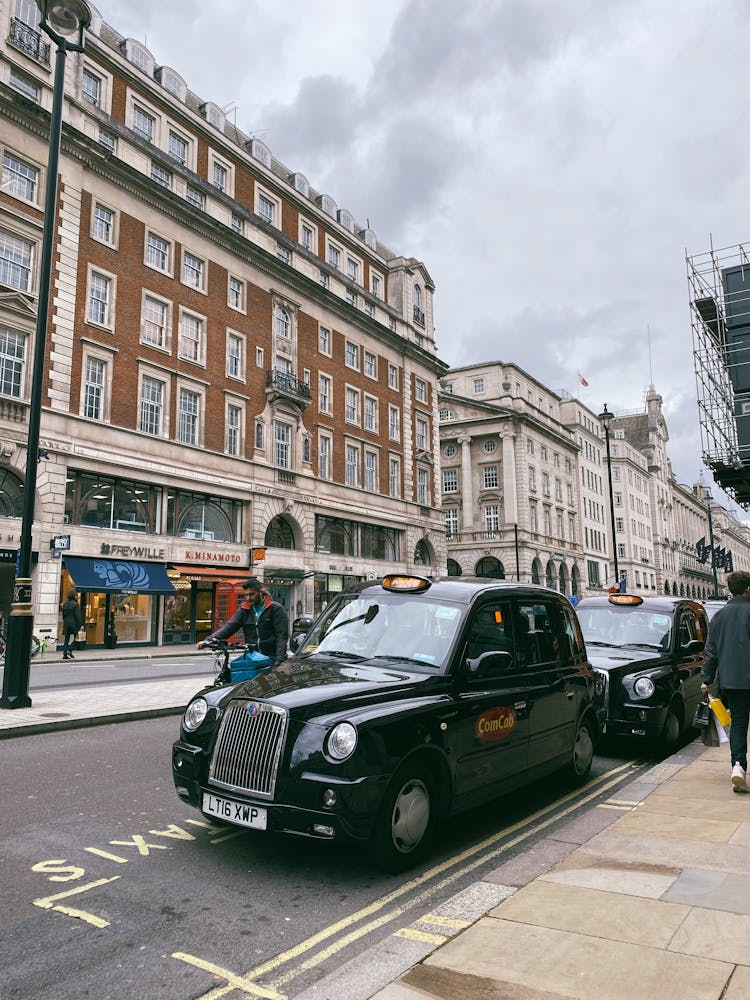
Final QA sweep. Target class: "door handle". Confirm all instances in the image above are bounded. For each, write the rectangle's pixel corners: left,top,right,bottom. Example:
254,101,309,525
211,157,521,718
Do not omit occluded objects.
514,701,527,710
566,691,575,699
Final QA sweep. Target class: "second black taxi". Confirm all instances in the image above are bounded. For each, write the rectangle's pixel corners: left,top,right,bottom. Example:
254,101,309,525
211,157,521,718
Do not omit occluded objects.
173,575,599,871
575,593,707,746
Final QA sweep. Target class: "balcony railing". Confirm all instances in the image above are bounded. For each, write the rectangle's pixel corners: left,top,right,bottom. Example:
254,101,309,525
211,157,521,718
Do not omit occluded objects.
413,306,425,326
266,369,311,406
275,470,296,486
8,18,50,66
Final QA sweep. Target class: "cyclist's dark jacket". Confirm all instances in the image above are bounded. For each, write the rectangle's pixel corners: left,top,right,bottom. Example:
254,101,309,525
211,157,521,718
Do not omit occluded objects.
209,595,289,664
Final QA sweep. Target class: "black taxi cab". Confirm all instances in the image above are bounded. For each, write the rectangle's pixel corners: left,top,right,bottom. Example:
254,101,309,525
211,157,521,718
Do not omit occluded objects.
172,576,599,871
575,593,707,746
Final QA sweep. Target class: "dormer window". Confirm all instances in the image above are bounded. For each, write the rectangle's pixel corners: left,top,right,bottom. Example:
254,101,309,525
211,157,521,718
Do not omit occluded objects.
413,284,425,326
291,173,309,197
319,195,337,218
251,139,271,167
158,67,186,101
338,210,355,233
122,39,154,76
201,102,224,129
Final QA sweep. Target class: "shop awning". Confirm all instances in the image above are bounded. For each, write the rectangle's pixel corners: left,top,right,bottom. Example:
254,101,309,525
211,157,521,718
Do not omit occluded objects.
263,568,314,582
64,556,175,594
170,564,251,582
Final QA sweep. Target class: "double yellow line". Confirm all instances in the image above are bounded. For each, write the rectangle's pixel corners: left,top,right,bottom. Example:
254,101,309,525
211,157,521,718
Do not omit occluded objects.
181,759,639,999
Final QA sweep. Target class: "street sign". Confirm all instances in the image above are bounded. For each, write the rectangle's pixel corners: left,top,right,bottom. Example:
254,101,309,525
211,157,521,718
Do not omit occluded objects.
50,534,71,551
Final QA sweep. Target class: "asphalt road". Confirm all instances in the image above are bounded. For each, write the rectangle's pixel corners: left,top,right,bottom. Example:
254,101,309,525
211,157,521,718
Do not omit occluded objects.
5,652,211,690
0,718,671,1000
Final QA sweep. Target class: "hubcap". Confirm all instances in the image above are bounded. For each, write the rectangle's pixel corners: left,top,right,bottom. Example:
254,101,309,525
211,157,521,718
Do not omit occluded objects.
573,724,594,774
391,778,430,854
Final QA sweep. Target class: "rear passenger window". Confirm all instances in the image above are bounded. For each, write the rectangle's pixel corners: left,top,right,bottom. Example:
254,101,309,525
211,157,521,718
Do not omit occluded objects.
517,602,557,666
465,604,513,662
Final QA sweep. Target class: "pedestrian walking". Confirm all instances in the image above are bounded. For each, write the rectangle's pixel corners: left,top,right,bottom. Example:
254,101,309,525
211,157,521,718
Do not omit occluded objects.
701,570,750,793
61,589,83,660
197,577,289,665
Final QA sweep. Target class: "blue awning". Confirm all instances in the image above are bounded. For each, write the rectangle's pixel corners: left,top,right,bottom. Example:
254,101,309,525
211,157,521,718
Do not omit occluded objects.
64,556,175,594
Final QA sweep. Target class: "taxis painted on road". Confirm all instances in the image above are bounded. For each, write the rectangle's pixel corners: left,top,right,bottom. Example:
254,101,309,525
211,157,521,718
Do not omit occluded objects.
575,593,707,745
172,576,598,872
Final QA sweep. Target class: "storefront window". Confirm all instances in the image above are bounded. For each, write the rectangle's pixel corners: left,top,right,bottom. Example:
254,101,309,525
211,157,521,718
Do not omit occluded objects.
58,566,157,647
361,524,401,560
166,489,241,542
315,515,358,556
65,471,161,532
313,572,361,615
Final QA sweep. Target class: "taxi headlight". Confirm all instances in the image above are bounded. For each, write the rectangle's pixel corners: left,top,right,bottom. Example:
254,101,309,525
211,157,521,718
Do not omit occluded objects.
184,697,209,731
328,722,357,761
634,677,655,699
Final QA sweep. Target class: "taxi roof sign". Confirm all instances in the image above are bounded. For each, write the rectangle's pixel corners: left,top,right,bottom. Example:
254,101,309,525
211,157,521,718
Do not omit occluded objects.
608,594,643,606
381,574,431,593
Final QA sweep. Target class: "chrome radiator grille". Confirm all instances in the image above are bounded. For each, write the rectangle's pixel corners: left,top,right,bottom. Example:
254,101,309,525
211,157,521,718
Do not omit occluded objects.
208,700,288,799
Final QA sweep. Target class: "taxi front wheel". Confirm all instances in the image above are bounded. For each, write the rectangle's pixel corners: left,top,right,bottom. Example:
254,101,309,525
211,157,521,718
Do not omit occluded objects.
368,763,437,873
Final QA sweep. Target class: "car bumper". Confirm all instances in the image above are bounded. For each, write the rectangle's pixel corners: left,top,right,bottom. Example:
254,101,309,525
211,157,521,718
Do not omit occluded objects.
172,740,388,843
603,703,667,739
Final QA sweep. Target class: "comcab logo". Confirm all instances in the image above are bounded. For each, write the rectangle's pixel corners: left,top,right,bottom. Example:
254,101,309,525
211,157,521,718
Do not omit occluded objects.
475,706,517,742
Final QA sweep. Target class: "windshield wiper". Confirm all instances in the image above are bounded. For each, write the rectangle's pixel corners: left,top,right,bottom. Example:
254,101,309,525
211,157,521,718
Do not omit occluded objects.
316,649,367,661
620,642,663,650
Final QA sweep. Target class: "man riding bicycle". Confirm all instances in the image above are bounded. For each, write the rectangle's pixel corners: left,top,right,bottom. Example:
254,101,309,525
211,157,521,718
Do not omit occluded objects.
197,577,289,665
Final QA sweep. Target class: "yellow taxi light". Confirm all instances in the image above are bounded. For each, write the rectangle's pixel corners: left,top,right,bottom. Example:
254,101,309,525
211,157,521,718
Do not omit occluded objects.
381,574,431,593
494,610,503,623
608,594,643,606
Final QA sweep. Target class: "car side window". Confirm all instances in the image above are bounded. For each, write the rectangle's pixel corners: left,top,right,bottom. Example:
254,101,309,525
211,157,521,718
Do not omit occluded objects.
465,603,513,665
517,602,557,666
556,602,585,664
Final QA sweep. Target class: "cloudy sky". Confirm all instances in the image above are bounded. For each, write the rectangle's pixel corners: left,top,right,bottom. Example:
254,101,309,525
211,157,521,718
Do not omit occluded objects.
101,0,748,508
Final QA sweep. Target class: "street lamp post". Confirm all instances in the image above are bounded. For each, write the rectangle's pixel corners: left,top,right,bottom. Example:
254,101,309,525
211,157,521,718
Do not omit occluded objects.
0,0,91,710
599,403,620,591
703,484,720,599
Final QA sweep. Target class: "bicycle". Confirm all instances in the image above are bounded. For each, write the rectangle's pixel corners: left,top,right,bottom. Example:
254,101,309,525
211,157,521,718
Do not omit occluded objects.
200,638,270,686
0,633,47,662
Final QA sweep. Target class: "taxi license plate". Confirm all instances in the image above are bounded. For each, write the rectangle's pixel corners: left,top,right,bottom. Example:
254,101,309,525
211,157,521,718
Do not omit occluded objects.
202,792,267,830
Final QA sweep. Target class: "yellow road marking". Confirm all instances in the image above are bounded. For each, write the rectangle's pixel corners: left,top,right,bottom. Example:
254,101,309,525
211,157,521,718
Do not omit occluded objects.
193,760,637,999
417,914,469,929
85,847,129,863
109,835,169,856
172,952,286,999
34,876,121,929
606,799,641,806
596,803,633,811
394,928,448,945
211,829,248,845
51,905,110,928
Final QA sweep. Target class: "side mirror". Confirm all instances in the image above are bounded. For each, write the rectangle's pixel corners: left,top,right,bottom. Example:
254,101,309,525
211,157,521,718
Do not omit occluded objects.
466,650,513,675
289,634,302,653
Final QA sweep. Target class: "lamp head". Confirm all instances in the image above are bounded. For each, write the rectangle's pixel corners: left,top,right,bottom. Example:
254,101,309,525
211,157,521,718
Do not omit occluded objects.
37,0,91,38
598,403,613,425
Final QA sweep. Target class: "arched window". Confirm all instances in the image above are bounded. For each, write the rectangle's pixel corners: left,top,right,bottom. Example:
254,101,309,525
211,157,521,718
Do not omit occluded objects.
664,580,671,595
447,558,462,577
264,515,295,549
414,539,431,565
475,556,504,578
558,564,568,593
255,421,264,449
275,306,290,338
0,469,23,517
679,582,685,596
672,581,678,596
571,565,580,597
176,499,234,542
545,561,555,589
531,559,541,585
414,285,422,310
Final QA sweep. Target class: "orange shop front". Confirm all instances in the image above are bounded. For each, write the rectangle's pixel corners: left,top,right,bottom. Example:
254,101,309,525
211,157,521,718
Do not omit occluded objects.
165,565,251,644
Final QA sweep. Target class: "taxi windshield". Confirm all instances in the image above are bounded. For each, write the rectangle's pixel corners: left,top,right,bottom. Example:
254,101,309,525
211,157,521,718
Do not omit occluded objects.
577,606,672,650
298,592,463,671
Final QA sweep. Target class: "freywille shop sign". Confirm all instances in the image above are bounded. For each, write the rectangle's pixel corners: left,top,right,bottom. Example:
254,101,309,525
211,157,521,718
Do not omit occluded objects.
100,543,166,559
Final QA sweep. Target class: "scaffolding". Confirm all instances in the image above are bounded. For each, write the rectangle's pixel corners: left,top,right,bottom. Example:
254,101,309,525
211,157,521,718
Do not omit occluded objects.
687,239,750,507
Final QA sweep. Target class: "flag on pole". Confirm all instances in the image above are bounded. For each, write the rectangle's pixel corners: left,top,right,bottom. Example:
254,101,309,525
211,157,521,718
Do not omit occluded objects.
577,371,589,388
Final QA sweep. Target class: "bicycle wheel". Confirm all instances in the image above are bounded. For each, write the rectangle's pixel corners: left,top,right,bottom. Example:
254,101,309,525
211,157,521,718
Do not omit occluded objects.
30,635,41,658
0,636,5,662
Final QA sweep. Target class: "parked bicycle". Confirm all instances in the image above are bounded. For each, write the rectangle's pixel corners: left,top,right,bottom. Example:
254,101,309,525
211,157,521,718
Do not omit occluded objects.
0,632,47,662
200,638,270,686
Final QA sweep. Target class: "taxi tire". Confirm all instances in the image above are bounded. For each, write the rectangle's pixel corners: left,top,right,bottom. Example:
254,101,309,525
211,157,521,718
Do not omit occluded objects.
368,763,437,873
566,716,595,786
659,703,682,750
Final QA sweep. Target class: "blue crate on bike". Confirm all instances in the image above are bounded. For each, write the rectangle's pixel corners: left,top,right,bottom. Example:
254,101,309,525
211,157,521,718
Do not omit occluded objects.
230,650,271,682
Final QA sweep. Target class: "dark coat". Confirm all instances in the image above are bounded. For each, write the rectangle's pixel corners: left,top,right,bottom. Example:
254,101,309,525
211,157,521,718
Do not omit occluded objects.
702,595,750,689
210,596,289,664
61,598,83,635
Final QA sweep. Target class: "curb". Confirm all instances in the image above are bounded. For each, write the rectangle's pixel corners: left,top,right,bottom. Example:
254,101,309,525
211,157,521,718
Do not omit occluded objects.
0,703,188,740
